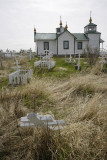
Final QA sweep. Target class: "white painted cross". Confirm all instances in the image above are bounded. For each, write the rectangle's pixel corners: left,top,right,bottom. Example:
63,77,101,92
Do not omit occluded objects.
15,59,20,70
20,113,65,130
34,50,55,69
65,52,73,63
69,53,72,63
9,69,33,85
45,49,48,61
40,53,42,61
77,52,81,70
29,48,32,60
99,52,106,71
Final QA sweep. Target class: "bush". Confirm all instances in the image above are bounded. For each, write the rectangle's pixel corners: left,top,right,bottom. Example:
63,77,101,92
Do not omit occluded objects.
83,45,99,66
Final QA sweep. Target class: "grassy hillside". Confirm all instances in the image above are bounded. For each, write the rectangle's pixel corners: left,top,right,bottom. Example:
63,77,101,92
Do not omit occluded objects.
0,57,107,160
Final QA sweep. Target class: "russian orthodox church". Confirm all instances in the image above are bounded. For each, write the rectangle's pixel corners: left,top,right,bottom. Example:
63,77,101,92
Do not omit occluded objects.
34,16,104,55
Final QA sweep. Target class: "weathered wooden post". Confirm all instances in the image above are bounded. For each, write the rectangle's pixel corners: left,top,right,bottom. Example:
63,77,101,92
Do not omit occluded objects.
0,50,3,68
0,57,2,68
75,53,81,70
29,48,32,60
45,49,48,61
69,53,72,63
40,53,42,61
65,52,67,62
101,52,104,70
12,50,15,58
15,59,19,70
78,52,80,70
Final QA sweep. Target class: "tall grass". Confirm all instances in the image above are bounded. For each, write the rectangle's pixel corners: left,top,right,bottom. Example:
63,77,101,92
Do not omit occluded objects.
0,58,107,160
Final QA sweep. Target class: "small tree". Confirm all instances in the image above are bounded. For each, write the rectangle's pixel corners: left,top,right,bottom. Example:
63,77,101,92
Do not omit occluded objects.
0,50,3,68
83,45,99,66
0,57,2,68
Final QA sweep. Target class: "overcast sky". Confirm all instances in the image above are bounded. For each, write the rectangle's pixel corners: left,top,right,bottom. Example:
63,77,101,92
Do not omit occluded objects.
0,0,107,51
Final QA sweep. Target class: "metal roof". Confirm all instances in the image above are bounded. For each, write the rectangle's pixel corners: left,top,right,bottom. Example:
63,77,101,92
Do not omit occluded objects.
35,32,89,41
87,31,101,34
72,33,89,41
100,39,104,43
35,33,56,40
85,23,97,28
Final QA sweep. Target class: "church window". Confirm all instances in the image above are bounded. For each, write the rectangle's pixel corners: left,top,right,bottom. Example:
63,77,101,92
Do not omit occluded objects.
57,28,60,32
77,42,82,50
89,27,92,31
44,42,49,50
63,41,69,49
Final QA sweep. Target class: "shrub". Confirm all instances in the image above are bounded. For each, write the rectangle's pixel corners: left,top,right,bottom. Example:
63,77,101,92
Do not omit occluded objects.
83,45,99,66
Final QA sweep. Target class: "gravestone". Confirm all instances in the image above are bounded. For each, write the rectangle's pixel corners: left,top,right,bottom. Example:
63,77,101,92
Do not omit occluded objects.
9,69,33,85
75,53,81,70
11,58,23,70
99,53,107,71
34,50,56,69
65,53,76,64
20,113,65,130
29,48,32,60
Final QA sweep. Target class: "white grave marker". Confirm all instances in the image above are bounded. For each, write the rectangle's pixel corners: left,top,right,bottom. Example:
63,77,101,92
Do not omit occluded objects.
29,48,32,60
9,69,33,85
34,51,56,69
65,52,76,64
77,52,81,70
20,113,65,130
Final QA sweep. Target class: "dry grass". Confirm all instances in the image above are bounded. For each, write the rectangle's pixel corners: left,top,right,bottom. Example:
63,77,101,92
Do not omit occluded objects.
0,61,107,159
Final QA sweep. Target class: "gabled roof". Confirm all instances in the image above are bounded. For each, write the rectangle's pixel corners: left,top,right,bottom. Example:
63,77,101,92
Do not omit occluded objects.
35,33,56,40
72,33,89,41
35,32,94,41
57,29,77,39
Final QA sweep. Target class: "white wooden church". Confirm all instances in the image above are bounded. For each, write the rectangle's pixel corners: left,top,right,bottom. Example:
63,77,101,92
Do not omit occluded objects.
34,16,104,56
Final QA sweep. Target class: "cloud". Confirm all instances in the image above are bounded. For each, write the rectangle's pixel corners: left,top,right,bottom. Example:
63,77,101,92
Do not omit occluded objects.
0,0,107,51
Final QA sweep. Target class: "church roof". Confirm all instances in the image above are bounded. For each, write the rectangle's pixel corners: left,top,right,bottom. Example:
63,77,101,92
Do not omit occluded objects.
85,23,97,28
57,30,77,39
35,33,89,41
100,38,104,43
72,33,89,41
35,33,56,40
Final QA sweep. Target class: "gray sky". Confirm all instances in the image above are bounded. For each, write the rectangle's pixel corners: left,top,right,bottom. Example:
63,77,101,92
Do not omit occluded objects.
0,0,107,51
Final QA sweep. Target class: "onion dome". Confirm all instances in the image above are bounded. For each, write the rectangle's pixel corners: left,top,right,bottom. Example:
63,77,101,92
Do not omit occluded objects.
89,17,92,23
59,16,62,26
65,22,68,30
34,27,36,32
